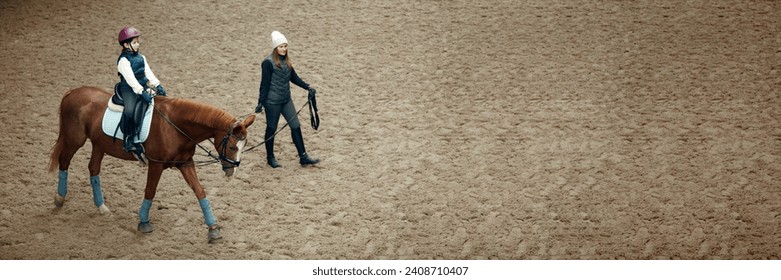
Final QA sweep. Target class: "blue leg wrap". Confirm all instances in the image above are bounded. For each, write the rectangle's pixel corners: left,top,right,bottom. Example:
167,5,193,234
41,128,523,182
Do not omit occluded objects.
90,176,104,207
57,170,68,197
139,199,152,223
199,198,217,226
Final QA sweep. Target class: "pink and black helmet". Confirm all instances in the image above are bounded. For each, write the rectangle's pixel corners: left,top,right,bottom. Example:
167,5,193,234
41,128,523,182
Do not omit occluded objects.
117,26,141,45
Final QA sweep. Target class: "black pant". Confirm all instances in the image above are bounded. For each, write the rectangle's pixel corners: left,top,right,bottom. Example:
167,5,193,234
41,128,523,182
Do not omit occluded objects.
263,99,304,157
263,99,301,132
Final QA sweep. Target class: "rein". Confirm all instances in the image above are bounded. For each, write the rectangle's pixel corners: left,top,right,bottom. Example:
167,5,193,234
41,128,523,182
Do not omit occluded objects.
242,92,319,153
141,91,320,166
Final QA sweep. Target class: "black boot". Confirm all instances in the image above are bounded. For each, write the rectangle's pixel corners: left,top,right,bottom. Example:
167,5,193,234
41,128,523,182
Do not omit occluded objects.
291,127,319,166
123,134,135,152
121,118,136,152
265,128,281,168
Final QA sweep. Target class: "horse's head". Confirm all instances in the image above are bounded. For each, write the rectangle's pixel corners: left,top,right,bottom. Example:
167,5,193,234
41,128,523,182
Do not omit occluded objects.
215,115,256,176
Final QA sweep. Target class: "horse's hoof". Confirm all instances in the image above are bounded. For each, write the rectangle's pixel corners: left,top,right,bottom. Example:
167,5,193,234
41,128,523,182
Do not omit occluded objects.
138,222,154,233
54,195,66,208
207,225,223,244
98,204,112,215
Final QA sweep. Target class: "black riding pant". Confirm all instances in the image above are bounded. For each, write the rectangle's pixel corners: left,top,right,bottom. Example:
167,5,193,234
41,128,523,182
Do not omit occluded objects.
262,99,302,157
264,99,301,133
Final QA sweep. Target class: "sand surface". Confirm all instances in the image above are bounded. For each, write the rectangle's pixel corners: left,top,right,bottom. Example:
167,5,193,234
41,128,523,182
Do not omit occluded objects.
0,0,779,259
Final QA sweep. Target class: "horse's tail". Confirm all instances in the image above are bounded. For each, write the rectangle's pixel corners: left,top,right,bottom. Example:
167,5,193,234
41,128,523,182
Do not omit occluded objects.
48,89,74,172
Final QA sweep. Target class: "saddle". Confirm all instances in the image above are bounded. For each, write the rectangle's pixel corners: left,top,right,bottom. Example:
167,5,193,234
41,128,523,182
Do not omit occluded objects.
102,83,154,145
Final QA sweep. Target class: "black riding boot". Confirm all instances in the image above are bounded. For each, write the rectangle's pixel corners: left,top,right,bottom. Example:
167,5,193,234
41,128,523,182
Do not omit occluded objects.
291,127,319,166
130,101,148,165
265,128,281,168
122,134,135,152
121,119,136,152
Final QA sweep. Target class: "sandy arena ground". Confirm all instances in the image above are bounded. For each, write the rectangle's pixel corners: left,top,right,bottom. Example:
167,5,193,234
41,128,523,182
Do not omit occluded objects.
0,0,780,259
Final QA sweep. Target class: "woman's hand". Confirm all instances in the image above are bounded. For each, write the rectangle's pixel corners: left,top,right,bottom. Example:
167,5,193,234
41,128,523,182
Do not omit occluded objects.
308,87,316,99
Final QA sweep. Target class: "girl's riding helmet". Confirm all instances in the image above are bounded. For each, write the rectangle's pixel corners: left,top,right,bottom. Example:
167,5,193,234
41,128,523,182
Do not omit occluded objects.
118,26,141,45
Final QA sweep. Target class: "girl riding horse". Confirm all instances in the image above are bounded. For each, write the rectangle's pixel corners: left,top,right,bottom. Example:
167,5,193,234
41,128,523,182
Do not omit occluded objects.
116,26,167,164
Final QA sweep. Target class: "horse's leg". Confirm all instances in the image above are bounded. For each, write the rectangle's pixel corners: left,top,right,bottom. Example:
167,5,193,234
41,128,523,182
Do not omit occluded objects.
88,149,111,215
54,140,85,208
179,165,222,243
55,169,68,208
137,163,163,233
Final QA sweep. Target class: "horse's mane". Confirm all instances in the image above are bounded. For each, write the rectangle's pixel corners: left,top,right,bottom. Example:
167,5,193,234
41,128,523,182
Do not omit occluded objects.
162,98,236,129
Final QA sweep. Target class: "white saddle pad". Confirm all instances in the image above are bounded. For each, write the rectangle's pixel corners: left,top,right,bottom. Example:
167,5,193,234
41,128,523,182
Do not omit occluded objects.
101,101,154,143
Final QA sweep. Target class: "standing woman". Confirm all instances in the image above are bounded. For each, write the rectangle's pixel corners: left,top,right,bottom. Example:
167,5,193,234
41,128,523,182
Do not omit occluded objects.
116,26,167,164
255,31,319,168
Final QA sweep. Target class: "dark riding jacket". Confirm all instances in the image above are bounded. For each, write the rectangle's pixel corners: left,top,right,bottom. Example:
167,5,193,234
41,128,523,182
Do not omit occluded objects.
258,55,310,105
117,50,159,95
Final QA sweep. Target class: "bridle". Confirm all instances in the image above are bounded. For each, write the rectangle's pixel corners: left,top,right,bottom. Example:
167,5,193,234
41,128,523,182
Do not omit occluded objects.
216,123,246,170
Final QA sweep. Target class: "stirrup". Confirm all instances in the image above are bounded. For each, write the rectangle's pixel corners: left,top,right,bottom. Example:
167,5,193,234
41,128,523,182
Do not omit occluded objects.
132,150,148,166
131,144,148,166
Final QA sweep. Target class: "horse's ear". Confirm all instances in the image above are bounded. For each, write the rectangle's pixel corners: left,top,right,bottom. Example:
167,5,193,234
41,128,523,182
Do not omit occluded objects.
242,114,256,128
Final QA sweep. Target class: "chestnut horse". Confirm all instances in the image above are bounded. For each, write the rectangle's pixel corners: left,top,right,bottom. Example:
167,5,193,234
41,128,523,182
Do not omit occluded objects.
48,86,256,243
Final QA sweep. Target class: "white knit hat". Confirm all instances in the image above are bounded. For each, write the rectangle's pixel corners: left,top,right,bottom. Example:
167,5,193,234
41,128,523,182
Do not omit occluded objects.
271,31,288,49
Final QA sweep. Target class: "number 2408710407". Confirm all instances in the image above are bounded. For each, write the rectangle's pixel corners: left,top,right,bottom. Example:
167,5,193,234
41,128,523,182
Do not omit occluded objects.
404,267,468,276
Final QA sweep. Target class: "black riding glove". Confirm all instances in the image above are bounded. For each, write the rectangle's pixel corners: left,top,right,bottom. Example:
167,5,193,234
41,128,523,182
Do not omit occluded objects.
141,89,154,103
255,103,263,113
156,85,166,96
308,87,316,99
